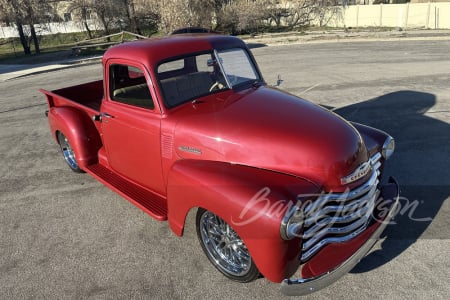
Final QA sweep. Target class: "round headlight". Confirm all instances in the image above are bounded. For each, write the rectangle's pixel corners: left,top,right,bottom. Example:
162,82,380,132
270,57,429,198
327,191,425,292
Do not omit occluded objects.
382,136,395,160
280,207,304,240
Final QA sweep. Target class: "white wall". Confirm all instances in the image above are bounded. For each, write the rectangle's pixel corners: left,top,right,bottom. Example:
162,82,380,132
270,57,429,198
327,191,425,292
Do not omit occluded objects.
0,20,104,39
328,2,450,29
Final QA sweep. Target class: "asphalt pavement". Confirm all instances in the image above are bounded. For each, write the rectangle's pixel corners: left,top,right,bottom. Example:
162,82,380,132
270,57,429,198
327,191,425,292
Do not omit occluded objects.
0,32,449,299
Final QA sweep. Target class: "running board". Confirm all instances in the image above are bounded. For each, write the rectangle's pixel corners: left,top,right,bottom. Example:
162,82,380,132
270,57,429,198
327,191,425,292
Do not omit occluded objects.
85,164,168,221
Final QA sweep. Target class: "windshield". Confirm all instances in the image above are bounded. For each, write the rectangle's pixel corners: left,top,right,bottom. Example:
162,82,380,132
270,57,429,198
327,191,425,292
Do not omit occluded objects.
157,48,260,108
216,48,260,88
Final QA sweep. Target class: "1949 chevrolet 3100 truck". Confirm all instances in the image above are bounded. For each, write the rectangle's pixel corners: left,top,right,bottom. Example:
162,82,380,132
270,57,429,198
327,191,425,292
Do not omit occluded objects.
40,34,399,295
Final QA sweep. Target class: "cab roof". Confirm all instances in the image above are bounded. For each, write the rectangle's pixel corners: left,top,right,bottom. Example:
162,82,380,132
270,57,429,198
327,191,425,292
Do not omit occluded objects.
102,34,247,67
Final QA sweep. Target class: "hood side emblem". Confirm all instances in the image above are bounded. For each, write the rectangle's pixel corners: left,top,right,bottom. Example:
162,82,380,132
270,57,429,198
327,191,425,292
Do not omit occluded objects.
178,145,202,155
341,161,372,185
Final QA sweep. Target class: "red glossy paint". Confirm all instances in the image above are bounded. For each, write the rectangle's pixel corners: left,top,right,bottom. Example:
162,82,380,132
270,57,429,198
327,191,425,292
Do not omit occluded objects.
166,159,319,282
40,34,398,293
168,86,368,192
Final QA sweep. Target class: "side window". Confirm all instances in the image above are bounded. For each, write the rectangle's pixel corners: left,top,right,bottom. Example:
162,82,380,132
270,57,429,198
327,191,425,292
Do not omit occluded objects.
196,54,214,73
109,64,154,110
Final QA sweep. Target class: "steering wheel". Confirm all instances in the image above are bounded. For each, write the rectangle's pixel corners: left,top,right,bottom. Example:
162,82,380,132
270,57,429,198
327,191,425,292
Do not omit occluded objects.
209,81,224,92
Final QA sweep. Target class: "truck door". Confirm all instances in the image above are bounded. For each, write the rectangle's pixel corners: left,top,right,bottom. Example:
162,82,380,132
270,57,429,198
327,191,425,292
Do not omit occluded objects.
100,62,165,194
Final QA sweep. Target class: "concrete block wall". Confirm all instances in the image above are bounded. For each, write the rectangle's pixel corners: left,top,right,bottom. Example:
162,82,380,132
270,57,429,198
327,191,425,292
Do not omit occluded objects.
328,2,450,29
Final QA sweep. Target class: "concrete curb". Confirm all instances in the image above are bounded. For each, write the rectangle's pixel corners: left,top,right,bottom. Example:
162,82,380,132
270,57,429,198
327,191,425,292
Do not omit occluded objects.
242,29,450,46
0,56,102,82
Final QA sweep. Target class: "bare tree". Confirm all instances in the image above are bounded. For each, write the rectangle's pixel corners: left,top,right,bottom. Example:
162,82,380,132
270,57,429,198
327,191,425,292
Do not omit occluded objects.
282,0,316,29
92,0,116,35
70,0,124,36
264,0,291,28
133,0,160,35
156,0,191,34
0,0,53,55
67,0,95,39
210,0,230,30
0,0,30,54
314,0,343,27
121,0,142,34
120,0,160,35
217,0,267,34
187,0,215,28
156,0,223,34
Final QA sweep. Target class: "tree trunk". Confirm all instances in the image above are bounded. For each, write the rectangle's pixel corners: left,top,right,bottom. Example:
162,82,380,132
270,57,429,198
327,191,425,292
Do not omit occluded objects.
99,15,111,41
16,21,31,55
129,1,142,35
30,23,40,54
83,21,93,39
81,8,93,39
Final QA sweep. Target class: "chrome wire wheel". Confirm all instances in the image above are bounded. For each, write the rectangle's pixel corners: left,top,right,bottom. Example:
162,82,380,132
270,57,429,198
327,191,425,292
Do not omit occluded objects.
58,132,83,173
196,209,259,282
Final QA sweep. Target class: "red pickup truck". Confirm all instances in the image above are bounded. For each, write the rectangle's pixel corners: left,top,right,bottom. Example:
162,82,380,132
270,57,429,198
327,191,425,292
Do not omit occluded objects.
40,34,399,295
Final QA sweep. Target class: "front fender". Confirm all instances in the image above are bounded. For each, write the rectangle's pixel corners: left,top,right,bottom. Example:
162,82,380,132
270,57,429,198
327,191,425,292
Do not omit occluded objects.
166,160,319,282
351,122,389,156
48,106,102,168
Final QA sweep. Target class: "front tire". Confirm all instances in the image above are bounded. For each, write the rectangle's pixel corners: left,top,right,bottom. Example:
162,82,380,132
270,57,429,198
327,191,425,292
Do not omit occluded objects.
196,208,260,282
57,132,84,173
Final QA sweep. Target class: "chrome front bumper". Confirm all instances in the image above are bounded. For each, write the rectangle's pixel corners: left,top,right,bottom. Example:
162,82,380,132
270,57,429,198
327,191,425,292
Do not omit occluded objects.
280,177,400,296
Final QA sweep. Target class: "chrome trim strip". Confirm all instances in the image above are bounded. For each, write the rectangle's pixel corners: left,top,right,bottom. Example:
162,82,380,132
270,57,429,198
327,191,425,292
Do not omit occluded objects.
371,152,382,164
280,177,400,296
300,153,382,262
303,205,371,241
302,192,376,247
302,224,367,263
303,186,378,227
304,171,378,214
301,186,379,261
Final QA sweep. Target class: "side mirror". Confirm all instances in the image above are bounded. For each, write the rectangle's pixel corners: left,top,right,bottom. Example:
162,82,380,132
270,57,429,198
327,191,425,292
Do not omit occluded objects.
207,59,215,67
276,74,283,87
207,57,223,67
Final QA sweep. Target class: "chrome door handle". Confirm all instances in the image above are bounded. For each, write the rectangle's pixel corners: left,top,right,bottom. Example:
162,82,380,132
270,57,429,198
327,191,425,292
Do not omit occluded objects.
101,112,114,118
92,112,114,122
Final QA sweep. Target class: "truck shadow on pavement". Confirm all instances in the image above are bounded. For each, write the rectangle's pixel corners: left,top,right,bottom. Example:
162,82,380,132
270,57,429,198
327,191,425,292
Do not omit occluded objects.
333,90,450,273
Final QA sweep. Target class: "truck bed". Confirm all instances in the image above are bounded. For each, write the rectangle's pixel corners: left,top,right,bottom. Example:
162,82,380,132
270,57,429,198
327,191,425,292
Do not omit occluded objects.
42,80,103,111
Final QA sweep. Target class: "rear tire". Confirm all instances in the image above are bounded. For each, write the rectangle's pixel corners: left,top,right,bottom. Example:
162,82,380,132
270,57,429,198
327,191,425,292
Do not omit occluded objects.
57,132,84,173
196,208,260,282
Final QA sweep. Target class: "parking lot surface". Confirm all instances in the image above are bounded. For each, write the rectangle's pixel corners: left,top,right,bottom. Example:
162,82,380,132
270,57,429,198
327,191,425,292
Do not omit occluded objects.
1,38,449,299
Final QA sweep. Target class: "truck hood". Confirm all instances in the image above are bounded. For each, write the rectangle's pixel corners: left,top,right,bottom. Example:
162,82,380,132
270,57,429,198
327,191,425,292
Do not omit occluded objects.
173,86,369,190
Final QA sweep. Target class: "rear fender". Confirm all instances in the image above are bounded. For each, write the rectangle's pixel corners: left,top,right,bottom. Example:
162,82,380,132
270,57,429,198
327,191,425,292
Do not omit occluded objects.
167,160,319,282
48,106,102,168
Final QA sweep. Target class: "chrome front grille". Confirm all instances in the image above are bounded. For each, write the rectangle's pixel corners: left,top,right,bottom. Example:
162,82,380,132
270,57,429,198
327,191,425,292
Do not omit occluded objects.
300,153,382,262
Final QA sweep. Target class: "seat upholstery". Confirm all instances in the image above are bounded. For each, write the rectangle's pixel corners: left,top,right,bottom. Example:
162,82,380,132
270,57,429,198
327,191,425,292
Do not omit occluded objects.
113,84,154,109
160,72,214,107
